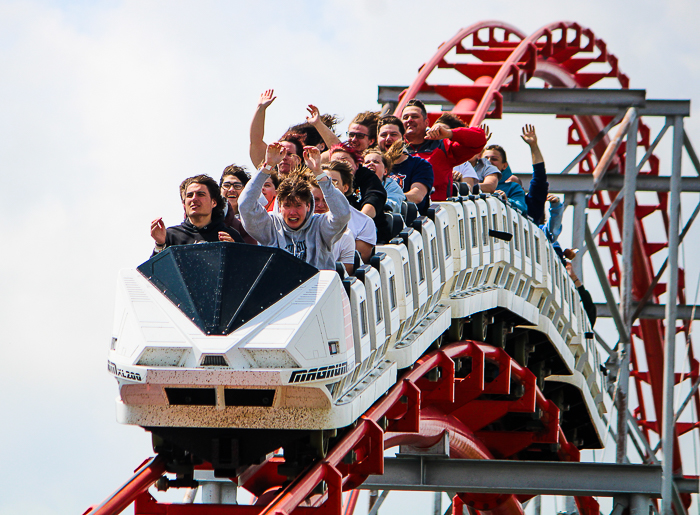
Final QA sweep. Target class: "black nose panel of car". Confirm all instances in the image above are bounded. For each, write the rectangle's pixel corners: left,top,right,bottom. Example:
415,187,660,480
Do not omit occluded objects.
137,242,318,335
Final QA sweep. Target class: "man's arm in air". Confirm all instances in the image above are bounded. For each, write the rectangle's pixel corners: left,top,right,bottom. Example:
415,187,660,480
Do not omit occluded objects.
249,89,276,167
522,125,549,223
150,217,167,255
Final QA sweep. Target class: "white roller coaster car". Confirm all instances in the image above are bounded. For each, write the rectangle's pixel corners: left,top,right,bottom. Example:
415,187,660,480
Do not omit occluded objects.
108,194,605,471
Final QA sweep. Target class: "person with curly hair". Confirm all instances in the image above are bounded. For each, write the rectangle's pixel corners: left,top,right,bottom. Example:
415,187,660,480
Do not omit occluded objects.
239,143,351,270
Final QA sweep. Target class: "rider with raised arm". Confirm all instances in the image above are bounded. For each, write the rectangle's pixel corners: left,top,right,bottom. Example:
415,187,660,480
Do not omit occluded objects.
305,104,378,164
249,89,302,175
518,124,549,224
239,143,351,270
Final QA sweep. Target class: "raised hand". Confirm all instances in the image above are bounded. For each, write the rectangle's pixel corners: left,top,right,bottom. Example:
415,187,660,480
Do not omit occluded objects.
258,89,276,109
265,141,286,168
151,217,166,245
564,248,578,261
425,124,453,140
546,193,561,204
289,152,301,171
303,146,322,174
521,124,538,147
479,124,492,143
306,104,320,125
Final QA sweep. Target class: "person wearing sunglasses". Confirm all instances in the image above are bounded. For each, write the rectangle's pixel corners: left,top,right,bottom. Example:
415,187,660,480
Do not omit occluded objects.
345,111,378,153
305,106,379,163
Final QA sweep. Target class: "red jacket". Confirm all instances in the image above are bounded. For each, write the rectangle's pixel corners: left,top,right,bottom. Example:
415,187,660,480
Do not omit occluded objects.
406,127,486,201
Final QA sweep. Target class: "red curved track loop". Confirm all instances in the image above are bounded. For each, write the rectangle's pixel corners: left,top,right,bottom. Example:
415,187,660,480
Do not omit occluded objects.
86,342,590,515
395,19,695,507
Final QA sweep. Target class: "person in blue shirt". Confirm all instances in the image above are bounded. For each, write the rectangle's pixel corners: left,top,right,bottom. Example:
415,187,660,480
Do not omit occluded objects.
481,125,548,223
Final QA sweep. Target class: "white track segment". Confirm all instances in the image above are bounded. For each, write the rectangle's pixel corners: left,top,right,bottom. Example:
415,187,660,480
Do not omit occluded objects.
434,196,603,432
387,302,452,370
109,269,396,430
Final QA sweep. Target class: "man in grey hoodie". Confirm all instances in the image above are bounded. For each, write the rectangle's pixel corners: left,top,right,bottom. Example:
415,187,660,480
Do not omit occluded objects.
239,142,351,270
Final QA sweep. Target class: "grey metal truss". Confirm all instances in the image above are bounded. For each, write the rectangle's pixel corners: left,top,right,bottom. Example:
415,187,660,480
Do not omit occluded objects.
514,174,700,193
596,304,700,320
377,86,690,117
356,458,699,497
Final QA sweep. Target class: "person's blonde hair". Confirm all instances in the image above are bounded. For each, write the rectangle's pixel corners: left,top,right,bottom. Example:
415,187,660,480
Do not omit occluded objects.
363,140,405,177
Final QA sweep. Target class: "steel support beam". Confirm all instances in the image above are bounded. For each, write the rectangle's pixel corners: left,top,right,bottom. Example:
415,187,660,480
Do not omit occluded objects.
432,492,441,515
357,458,696,497
581,119,673,256
561,111,625,175
674,376,700,425
630,195,700,326
585,226,628,340
377,86,690,117
661,116,684,515
368,490,389,515
572,192,587,278
684,131,700,175
501,89,645,115
628,409,659,465
618,111,639,464
591,190,625,240
515,174,700,194
630,495,651,515
596,304,700,320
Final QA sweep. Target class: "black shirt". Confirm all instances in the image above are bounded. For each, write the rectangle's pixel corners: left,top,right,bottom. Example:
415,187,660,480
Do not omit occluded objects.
154,215,244,256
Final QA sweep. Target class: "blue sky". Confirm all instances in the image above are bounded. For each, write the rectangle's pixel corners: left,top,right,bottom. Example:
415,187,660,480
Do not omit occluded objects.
1,1,700,514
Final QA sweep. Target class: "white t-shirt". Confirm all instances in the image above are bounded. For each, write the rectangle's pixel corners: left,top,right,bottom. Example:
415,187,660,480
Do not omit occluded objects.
454,161,478,181
348,207,377,245
332,229,356,264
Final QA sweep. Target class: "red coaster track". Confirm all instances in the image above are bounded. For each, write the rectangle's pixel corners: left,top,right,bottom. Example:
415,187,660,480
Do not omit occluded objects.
86,21,695,515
